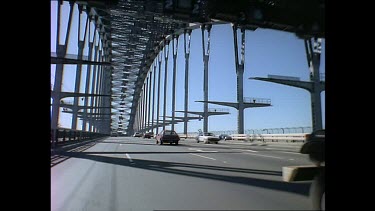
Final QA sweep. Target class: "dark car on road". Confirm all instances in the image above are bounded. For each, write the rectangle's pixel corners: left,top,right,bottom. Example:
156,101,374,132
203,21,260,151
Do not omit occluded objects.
143,132,154,139
156,130,180,145
219,134,232,141
133,132,142,137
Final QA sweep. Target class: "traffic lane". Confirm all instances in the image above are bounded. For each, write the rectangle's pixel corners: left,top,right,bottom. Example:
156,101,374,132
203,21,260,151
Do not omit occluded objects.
182,138,303,152
104,137,312,173
101,138,312,177
52,138,312,210
51,139,121,211
187,141,313,165
109,141,311,210
51,138,203,211
113,159,312,210
69,138,311,172
176,139,310,163
116,140,312,210
181,144,313,181
51,138,171,211
184,141,302,155
102,137,311,174
106,137,301,153
229,147,312,165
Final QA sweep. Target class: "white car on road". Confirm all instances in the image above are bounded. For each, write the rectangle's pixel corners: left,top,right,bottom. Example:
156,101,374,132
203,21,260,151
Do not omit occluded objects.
195,132,220,144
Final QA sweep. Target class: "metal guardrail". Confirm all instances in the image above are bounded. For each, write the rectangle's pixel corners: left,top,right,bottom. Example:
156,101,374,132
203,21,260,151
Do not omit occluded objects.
208,108,229,112
51,128,108,148
231,133,308,142
177,133,308,143
243,97,271,104
213,127,312,135
178,133,198,139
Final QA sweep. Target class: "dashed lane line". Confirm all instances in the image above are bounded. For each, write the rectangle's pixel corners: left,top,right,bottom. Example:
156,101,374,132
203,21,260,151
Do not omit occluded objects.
189,153,216,160
242,152,284,159
188,148,218,153
239,149,258,153
125,153,135,164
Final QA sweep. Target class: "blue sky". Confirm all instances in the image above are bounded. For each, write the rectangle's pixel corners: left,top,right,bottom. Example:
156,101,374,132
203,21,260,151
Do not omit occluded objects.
169,25,324,133
51,1,325,133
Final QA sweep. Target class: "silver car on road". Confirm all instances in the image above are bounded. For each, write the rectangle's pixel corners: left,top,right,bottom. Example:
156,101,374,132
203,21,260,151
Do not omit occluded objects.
195,132,220,144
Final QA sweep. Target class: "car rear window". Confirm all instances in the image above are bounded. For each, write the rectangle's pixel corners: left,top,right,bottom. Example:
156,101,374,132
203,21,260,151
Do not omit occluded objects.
164,130,177,135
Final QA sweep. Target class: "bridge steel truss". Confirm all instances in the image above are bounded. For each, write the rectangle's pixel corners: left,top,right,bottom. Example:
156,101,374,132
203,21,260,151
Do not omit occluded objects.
51,0,114,142
51,0,324,137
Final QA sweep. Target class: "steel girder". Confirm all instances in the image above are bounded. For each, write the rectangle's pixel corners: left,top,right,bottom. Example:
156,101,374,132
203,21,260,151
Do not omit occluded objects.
66,0,324,135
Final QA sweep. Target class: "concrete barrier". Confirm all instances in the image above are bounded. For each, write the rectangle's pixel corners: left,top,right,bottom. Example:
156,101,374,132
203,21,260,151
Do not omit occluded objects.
231,134,250,141
231,133,308,142
178,134,198,139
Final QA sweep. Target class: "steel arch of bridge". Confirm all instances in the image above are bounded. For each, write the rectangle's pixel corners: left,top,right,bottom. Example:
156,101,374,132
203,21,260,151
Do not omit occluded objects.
51,0,324,136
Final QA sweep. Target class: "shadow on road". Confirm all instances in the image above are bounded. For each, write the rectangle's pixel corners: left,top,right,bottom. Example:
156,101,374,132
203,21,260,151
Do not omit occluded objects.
55,151,310,196
99,140,157,146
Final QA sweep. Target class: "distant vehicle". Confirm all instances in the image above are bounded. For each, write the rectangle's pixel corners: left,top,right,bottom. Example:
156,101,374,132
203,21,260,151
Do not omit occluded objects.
133,132,142,137
196,132,220,144
219,134,232,141
283,129,325,210
143,132,154,139
156,130,180,145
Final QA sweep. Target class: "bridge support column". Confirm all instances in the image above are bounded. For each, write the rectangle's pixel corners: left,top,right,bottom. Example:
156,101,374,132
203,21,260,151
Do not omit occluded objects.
93,73,102,132
171,34,179,131
162,40,170,131
97,50,106,132
233,24,246,134
142,82,146,131
89,42,99,132
305,38,323,131
201,24,212,133
151,61,157,133
156,52,163,134
137,98,141,132
145,75,150,131
72,7,87,130
51,2,74,143
184,29,192,135
72,41,85,129
138,85,143,132
102,64,112,134
147,71,153,132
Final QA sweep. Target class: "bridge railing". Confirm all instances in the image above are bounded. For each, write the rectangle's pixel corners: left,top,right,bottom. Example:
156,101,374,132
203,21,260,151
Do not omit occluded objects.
51,128,108,148
177,133,308,142
231,133,309,142
178,133,199,139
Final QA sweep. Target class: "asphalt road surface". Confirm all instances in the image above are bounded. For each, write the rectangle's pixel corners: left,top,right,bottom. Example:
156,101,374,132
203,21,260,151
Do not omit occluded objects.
51,137,315,211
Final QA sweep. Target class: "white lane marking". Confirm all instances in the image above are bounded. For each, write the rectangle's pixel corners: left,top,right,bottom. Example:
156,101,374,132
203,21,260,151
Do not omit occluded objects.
242,152,284,159
188,148,218,152
125,153,135,164
196,149,218,152
239,149,258,153
265,148,302,154
223,161,227,164
189,153,216,160
289,159,295,161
